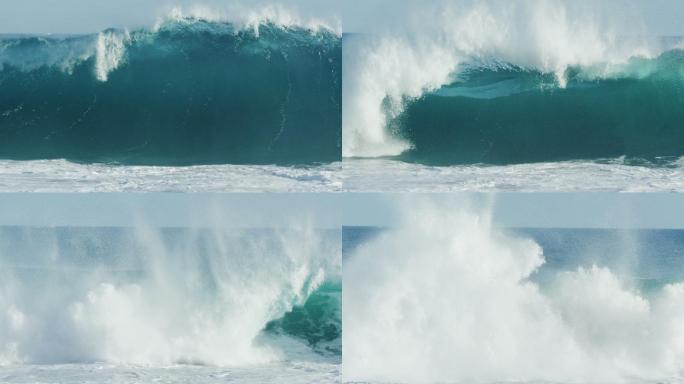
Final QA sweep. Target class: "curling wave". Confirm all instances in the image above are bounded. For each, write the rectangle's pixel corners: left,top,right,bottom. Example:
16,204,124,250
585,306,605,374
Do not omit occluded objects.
0,17,341,165
0,226,340,366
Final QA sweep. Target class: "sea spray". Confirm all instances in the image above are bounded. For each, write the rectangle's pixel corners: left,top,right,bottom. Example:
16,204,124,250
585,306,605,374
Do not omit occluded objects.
394,51,684,165
343,199,684,383
342,0,682,163
0,225,340,366
0,11,341,165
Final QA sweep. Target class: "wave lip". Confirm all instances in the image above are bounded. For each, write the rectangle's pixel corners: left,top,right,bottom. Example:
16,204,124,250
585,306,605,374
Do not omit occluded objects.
0,18,341,165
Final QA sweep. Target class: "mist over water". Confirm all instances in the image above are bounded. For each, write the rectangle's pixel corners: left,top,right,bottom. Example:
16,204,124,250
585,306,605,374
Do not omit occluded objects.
343,199,684,383
0,225,340,367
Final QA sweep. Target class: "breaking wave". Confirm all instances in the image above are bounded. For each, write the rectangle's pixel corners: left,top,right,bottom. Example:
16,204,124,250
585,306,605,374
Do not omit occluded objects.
0,10,341,165
0,226,340,366
342,0,683,165
343,199,684,383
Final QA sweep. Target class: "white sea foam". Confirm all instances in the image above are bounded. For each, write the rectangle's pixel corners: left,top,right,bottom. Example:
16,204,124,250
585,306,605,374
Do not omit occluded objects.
161,4,340,36
0,360,340,384
3,158,681,192
342,0,666,158
0,36,92,74
343,199,684,383
0,225,339,367
342,158,684,192
0,159,342,192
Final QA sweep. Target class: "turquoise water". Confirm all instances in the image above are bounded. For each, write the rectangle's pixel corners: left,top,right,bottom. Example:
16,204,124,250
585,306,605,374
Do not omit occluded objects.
0,21,341,165
344,226,684,285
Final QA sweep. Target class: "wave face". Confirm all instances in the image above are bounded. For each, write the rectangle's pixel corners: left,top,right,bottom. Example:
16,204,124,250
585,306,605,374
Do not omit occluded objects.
343,201,684,383
394,50,684,165
342,0,684,165
0,226,340,366
0,20,341,165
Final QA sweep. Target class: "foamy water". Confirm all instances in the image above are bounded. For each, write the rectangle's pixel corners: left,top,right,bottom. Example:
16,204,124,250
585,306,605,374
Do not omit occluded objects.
0,160,342,192
343,200,684,383
0,360,340,384
342,158,684,192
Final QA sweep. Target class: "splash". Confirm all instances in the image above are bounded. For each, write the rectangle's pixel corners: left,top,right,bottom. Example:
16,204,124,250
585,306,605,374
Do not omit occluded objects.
342,0,670,158
161,5,340,36
0,15,341,165
343,199,684,383
0,225,339,366
94,29,128,82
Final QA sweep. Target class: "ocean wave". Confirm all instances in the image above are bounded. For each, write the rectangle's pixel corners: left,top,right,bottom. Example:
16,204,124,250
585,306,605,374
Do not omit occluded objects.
0,226,341,366
0,159,343,192
341,157,684,192
0,14,341,165
343,200,684,383
342,0,682,162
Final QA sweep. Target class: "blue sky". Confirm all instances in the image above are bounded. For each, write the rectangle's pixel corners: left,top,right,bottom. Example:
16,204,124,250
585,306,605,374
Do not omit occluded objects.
0,0,682,35
0,193,683,229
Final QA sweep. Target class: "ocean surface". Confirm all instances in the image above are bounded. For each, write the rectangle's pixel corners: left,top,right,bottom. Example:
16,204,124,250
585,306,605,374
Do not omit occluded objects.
0,226,341,383
0,361,340,384
343,225,684,383
393,49,684,166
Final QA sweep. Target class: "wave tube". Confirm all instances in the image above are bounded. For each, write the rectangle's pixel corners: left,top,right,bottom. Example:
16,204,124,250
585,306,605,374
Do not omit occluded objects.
0,226,341,366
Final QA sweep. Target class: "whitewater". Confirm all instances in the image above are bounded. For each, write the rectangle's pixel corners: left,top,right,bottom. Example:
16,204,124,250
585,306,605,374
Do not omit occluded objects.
343,199,684,383
342,157,684,192
0,6,341,192
0,159,342,192
0,225,341,383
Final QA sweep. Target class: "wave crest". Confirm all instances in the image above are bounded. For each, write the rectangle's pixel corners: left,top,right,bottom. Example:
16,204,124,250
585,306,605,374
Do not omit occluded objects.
342,0,677,158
